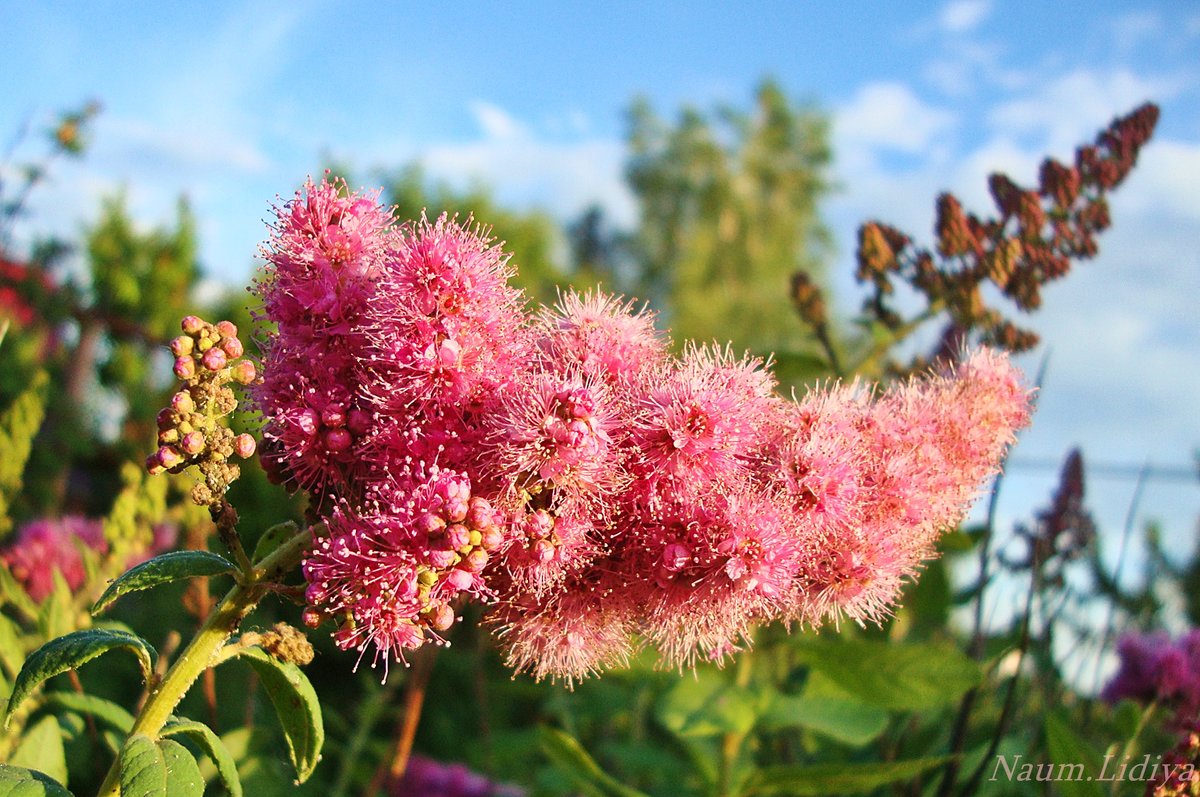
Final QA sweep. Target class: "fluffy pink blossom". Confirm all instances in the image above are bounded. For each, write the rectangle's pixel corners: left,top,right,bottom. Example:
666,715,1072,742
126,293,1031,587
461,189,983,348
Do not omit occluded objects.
535,290,667,383
2,516,106,601
255,178,1033,679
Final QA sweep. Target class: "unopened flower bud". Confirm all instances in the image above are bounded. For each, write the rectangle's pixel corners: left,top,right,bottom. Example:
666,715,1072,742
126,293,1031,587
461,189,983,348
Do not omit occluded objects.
158,428,179,445
321,405,346,428
297,408,319,436
157,407,176,430
174,356,196,380
444,568,473,591
419,513,447,536
181,431,205,455
445,524,470,551
324,428,351,452
462,547,488,572
157,446,184,469
427,549,457,568
201,347,227,371
231,360,257,385
171,391,195,414
424,603,455,631
233,433,257,459
532,539,556,563
221,336,244,358
181,315,204,335
145,453,165,475
197,336,213,352
301,607,323,629
467,497,494,529
170,336,194,357
480,526,504,551
215,320,238,338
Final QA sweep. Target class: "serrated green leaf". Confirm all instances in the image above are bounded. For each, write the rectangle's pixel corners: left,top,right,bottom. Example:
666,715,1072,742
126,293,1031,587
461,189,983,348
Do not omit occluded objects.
92,551,236,615
4,629,155,725
794,638,982,711
657,667,761,738
760,694,888,747
162,718,242,797
8,716,67,786
538,727,650,797
120,735,204,797
0,764,73,797
252,522,298,565
1044,710,1105,797
231,647,323,783
744,756,952,796
42,692,134,734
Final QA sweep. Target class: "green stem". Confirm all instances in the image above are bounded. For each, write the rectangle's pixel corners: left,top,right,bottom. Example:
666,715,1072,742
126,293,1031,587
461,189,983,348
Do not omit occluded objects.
95,527,311,797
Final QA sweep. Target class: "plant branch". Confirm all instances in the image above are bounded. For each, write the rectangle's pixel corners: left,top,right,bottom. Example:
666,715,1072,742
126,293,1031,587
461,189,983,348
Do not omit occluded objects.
95,524,311,797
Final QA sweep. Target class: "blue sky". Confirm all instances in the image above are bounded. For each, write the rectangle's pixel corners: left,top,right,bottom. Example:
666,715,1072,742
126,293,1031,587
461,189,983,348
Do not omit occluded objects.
3,1,1199,634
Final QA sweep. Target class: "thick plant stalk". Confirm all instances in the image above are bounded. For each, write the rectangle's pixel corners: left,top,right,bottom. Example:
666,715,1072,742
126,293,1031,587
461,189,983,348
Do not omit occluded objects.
95,526,311,797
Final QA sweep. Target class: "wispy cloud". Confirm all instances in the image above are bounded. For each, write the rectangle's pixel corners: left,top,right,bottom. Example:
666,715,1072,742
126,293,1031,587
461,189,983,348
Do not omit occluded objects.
421,101,635,225
938,0,993,34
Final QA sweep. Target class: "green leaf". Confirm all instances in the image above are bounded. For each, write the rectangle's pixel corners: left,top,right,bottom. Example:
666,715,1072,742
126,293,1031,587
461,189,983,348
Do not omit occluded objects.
657,667,761,738
231,647,323,783
1043,711,1105,797
794,637,981,711
0,764,73,797
760,694,888,747
0,566,38,622
4,629,155,725
744,756,951,796
252,522,298,565
35,573,74,642
538,727,650,797
0,612,24,678
120,735,204,797
162,718,242,797
92,551,236,615
42,692,134,734
8,716,67,786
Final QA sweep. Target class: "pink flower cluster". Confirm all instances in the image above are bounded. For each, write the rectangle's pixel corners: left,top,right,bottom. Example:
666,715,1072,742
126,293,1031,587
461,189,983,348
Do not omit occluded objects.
1,517,177,603
392,756,524,797
1104,630,1200,720
1,516,106,601
255,177,1032,682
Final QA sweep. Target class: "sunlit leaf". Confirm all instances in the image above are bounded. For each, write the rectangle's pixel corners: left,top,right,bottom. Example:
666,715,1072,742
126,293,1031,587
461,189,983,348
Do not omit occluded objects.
4,629,155,725
162,718,242,797
229,648,323,783
0,764,73,797
92,551,236,615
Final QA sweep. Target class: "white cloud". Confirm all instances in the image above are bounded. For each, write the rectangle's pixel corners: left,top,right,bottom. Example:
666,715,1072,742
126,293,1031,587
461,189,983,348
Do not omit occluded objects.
468,101,527,141
987,68,1176,153
835,82,957,155
939,0,992,34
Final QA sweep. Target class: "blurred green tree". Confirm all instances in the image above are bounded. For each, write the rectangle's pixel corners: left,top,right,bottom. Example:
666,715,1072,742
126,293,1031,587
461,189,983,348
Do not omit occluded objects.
625,80,833,357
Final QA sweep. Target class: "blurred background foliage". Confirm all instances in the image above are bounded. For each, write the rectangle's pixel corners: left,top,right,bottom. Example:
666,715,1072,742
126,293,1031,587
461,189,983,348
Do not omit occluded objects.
0,86,1195,797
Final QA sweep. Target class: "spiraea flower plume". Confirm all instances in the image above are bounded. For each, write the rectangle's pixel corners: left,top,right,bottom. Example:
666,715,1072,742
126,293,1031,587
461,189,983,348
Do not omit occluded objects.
252,176,1033,682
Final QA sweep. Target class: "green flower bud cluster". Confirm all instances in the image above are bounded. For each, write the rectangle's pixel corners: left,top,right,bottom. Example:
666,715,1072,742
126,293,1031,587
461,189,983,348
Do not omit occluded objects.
146,315,259,506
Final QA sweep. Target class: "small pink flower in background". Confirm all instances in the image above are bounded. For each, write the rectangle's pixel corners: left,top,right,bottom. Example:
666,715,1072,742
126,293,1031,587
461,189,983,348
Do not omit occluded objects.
1103,630,1200,719
2,516,106,601
392,755,525,797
